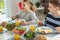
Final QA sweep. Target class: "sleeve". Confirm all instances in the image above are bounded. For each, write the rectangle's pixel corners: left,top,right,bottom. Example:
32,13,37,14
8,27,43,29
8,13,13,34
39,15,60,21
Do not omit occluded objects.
16,11,21,16
29,12,39,24
15,11,23,18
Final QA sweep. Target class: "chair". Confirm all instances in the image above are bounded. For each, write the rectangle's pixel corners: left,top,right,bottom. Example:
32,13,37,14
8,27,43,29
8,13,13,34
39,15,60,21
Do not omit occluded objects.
17,2,23,11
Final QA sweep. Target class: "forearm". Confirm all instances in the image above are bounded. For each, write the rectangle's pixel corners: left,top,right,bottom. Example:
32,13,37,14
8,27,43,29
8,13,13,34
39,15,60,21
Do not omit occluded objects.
55,27,60,33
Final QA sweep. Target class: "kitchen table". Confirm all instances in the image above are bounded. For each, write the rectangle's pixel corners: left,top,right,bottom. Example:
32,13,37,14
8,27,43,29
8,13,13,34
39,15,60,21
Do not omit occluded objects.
0,25,59,40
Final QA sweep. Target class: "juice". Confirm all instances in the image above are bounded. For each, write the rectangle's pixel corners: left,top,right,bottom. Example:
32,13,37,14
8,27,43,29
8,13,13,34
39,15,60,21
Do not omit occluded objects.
14,34,20,40
16,21,21,26
0,26,3,32
30,25,35,32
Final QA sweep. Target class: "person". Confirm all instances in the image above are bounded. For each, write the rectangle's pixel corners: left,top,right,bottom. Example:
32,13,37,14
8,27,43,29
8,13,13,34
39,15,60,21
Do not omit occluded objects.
23,0,30,2
39,0,60,33
11,0,36,20
16,2,39,25
23,0,37,12
18,0,30,11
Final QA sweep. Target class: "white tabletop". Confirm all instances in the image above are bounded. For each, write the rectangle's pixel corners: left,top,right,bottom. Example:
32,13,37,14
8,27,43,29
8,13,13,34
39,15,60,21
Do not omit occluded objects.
0,25,59,40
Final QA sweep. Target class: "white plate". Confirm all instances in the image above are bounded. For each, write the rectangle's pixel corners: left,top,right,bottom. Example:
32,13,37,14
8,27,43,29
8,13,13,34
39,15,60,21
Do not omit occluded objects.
7,36,24,40
0,28,7,33
35,27,53,33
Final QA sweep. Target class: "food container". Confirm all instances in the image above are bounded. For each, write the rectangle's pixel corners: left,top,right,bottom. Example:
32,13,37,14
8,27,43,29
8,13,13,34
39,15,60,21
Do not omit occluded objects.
24,31,35,40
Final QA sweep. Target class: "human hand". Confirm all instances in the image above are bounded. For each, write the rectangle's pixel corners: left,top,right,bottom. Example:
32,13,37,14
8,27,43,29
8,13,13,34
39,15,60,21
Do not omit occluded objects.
21,19,26,25
55,27,60,33
38,21,42,26
11,16,16,20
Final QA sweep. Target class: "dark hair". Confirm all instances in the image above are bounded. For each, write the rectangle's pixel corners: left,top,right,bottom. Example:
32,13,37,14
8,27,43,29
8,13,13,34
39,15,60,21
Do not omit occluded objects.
23,0,27,2
50,0,60,7
29,2,34,10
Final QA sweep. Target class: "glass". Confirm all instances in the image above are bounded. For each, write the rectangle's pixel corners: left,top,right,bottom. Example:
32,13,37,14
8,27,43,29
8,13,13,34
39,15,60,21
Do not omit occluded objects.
0,26,3,32
14,34,20,40
29,25,35,32
15,20,21,26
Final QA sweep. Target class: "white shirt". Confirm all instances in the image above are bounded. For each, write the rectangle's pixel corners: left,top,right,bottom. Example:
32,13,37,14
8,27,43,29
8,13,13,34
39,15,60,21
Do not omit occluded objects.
17,10,39,24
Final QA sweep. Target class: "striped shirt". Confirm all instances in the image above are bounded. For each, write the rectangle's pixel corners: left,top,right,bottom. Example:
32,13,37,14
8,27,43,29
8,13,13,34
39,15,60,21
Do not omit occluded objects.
44,12,60,28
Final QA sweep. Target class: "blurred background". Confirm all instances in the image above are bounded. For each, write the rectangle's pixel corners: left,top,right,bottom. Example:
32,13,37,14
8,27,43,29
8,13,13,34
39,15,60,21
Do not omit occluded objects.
0,0,49,21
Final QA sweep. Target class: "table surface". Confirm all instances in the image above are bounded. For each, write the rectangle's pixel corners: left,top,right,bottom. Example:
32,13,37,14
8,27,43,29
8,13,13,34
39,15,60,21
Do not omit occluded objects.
0,17,59,40
0,25,59,40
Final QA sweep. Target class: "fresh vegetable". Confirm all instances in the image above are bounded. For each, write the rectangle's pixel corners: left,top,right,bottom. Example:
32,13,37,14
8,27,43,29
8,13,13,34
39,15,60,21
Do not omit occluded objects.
5,23,16,30
37,28,52,34
16,27,26,31
12,29,19,33
19,30,25,35
24,32,35,38
13,27,26,35
37,29,42,33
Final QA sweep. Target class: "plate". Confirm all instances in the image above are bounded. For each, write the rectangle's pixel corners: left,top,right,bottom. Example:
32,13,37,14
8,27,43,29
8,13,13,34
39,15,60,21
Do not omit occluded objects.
12,27,26,35
8,36,24,40
35,27,53,34
0,28,7,34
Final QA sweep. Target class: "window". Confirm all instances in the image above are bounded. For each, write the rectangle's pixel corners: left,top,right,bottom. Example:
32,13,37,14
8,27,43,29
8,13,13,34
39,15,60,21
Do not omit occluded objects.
0,0,4,16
